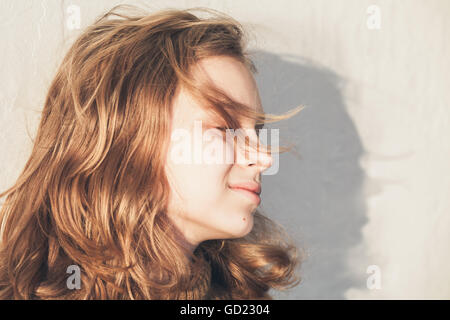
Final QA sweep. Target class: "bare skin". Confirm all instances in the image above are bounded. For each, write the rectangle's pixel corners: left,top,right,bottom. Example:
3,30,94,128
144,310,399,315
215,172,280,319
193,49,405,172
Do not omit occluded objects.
165,56,273,254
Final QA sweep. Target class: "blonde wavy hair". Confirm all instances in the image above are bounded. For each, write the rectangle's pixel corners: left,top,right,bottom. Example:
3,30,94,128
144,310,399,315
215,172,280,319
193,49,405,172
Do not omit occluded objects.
0,4,304,299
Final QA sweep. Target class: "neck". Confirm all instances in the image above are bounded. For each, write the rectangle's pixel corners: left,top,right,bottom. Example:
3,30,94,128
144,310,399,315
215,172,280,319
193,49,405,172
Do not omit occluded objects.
171,223,200,259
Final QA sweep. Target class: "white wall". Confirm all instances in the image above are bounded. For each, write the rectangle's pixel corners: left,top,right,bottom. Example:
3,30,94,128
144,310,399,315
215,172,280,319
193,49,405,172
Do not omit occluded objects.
1,0,449,299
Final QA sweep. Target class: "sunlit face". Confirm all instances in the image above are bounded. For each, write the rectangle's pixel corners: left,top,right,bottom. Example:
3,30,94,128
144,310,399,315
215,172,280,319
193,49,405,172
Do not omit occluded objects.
164,56,273,251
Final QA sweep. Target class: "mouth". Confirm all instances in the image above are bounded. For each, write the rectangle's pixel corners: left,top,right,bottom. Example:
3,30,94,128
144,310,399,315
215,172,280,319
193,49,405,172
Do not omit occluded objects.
229,186,261,205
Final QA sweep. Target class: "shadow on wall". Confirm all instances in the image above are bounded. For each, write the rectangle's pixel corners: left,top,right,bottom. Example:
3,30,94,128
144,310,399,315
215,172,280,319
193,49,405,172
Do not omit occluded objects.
253,51,368,299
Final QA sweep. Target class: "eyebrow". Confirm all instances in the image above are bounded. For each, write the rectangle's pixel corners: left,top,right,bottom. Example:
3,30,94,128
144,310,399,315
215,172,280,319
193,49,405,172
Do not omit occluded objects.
194,118,226,128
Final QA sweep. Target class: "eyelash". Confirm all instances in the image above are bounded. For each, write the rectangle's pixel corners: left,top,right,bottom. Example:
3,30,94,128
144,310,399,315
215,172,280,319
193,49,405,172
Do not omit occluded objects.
216,126,264,131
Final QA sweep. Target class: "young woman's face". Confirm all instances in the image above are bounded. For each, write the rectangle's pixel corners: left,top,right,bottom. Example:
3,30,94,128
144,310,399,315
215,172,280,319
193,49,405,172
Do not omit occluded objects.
165,56,273,251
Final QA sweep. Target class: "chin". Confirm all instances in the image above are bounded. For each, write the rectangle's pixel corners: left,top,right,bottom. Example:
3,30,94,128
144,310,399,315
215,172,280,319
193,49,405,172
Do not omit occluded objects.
226,214,255,238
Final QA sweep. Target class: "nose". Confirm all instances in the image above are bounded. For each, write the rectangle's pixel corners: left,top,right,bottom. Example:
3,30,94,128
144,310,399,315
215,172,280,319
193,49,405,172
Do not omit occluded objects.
234,129,273,173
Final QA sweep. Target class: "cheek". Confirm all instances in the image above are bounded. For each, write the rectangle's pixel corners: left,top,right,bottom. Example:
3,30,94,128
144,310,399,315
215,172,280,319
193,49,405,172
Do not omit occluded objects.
165,134,234,219
165,161,255,239
166,161,231,209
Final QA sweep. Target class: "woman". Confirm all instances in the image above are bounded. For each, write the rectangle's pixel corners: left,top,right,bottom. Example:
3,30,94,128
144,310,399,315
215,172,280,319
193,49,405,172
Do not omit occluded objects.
0,4,304,299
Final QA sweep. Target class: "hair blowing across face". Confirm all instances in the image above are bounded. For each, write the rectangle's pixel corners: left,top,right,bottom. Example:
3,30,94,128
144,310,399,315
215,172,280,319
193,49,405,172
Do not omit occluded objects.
0,4,304,299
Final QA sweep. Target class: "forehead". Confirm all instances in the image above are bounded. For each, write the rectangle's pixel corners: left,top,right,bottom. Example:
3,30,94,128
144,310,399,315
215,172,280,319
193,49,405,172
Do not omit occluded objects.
171,56,262,128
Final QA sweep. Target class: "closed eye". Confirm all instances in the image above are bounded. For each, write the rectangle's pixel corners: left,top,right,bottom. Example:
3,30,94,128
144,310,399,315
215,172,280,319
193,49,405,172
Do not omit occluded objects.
255,123,265,136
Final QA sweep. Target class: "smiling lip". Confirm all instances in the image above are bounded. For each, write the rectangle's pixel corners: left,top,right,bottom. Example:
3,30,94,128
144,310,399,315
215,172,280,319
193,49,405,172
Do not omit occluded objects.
229,182,261,205
228,182,261,195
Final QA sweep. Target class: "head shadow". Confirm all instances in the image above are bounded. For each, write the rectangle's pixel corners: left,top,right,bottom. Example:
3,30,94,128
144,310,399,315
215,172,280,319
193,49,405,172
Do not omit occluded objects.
252,51,368,299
